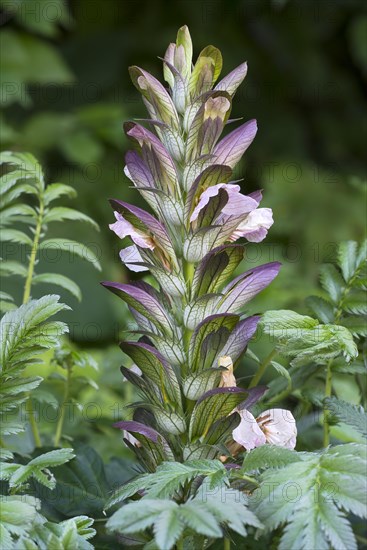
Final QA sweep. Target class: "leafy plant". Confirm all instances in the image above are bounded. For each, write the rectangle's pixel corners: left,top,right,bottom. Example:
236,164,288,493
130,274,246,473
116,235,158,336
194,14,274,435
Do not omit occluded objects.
0,153,99,548
101,25,287,548
250,443,367,550
102,26,367,550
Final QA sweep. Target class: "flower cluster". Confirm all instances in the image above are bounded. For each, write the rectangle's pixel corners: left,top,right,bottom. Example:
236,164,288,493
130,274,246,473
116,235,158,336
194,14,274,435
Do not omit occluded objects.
104,26,295,467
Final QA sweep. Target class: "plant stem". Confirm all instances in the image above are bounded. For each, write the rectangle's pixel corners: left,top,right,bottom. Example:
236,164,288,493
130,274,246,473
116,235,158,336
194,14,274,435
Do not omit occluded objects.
54,361,72,447
323,359,333,447
176,538,184,550
23,199,44,304
248,348,277,388
26,397,42,447
23,195,44,447
224,538,231,550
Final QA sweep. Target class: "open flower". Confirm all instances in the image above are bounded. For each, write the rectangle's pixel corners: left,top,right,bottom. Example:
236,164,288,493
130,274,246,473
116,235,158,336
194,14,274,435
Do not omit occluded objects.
190,183,274,243
109,211,155,249
230,208,274,243
233,408,297,450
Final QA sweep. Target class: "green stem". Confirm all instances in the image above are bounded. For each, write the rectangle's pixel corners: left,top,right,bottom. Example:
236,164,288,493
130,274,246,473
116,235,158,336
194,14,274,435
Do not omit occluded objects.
176,538,184,550
323,359,333,447
54,361,72,447
23,189,44,447
182,259,195,353
26,397,42,447
248,348,277,388
224,538,231,550
23,199,44,304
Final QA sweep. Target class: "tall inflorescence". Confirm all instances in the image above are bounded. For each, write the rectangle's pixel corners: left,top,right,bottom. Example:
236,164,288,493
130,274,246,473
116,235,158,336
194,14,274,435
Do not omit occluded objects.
103,26,285,468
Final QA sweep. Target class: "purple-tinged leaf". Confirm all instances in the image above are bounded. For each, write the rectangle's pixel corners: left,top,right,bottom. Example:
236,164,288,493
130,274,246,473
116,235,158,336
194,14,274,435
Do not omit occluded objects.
162,58,188,114
196,386,247,405
129,66,180,130
185,94,231,162
224,463,241,470
240,386,268,410
192,244,245,296
101,281,174,336
215,62,248,96
113,420,161,443
189,386,248,440
218,262,281,314
215,316,260,365
213,119,257,169
125,122,178,196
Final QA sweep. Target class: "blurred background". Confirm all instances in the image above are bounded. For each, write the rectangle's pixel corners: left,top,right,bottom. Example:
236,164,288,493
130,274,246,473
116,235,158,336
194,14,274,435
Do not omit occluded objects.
1,0,366,456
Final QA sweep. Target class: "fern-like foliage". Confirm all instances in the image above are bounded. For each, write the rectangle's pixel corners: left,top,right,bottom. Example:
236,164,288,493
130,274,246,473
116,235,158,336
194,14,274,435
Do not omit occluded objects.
0,294,69,439
0,448,75,490
307,240,367,336
0,150,100,311
0,496,95,550
324,397,367,439
260,309,358,367
105,459,228,509
250,443,367,550
107,485,261,550
0,153,98,548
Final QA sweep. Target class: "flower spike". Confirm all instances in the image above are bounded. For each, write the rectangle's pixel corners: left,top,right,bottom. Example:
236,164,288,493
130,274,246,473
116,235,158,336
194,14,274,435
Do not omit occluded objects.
104,27,291,469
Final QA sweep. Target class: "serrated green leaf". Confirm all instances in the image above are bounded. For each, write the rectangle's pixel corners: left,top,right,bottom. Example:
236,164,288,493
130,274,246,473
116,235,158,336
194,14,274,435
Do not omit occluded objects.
39,239,101,270
320,264,345,303
339,315,367,336
305,295,335,324
0,295,69,375
32,272,82,301
43,207,99,230
338,241,358,282
242,445,301,472
325,397,367,438
44,183,77,205
0,260,28,277
153,508,184,550
252,444,367,550
0,228,33,246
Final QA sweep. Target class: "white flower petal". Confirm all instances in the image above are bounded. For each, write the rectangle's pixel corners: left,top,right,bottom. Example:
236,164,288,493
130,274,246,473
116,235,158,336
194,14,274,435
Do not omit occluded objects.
232,208,274,242
257,408,297,450
119,245,149,272
109,211,155,249
232,409,266,450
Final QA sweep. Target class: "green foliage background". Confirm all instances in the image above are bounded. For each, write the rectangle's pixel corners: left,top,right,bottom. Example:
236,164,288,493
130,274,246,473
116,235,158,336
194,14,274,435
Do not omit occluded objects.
1,0,366,457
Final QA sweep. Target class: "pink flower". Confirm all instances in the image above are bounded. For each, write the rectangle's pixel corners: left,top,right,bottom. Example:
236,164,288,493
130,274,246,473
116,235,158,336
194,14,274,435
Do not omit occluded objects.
230,208,274,243
190,184,274,243
109,211,155,249
233,408,297,450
